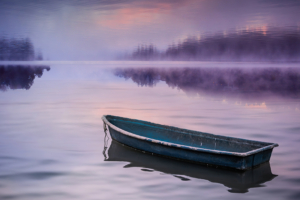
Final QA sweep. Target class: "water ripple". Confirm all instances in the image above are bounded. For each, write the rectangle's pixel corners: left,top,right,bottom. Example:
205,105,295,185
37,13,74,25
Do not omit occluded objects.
0,172,67,181
0,192,71,200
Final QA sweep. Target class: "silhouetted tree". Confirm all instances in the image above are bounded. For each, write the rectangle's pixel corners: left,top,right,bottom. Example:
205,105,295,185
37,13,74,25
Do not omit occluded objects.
0,37,42,61
132,44,159,60
129,28,300,61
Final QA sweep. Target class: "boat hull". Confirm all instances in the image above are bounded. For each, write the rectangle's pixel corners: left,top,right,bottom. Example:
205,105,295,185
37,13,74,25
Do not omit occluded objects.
103,115,278,170
108,126,273,170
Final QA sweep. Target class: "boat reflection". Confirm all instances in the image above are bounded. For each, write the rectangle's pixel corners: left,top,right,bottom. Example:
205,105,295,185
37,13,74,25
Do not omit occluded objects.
0,65,50,91
105,140,277,193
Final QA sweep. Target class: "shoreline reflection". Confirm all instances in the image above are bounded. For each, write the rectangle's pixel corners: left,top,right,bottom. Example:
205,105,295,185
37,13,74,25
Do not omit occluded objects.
114,67,300,99
105,140,277,193
0,65,50,91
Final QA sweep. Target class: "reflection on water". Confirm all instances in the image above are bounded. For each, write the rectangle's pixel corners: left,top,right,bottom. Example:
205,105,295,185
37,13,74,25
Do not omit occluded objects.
105,140,277,193
0,65,50,91
115,67,300,97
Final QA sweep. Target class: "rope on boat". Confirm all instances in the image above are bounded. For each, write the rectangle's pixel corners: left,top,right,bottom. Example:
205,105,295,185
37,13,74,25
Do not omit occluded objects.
102,121,109,160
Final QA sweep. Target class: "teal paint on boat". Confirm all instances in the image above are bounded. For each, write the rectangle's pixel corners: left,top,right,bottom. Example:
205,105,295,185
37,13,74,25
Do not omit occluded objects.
102,115,278,170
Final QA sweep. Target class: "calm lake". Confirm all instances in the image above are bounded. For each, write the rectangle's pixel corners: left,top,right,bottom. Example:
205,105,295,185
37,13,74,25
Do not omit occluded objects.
1,0,300,199
0,62,300,199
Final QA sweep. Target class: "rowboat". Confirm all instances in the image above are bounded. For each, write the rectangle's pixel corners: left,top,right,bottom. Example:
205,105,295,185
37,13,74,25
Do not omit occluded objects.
105,140,277,193
102,115,278,170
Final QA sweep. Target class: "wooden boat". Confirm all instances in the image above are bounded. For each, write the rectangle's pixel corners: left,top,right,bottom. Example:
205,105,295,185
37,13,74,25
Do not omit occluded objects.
102,115,278,170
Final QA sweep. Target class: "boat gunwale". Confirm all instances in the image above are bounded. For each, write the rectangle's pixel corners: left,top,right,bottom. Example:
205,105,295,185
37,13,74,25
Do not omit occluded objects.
102,115,279,157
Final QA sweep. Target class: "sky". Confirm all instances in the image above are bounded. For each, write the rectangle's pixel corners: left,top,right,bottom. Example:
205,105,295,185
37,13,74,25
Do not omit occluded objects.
0,0,299,60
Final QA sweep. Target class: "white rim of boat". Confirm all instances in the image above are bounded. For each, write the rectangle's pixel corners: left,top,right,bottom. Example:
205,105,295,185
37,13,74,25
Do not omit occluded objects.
102,115,278,157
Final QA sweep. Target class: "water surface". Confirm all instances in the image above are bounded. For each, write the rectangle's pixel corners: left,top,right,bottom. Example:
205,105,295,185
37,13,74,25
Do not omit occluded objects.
0,62,300,199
